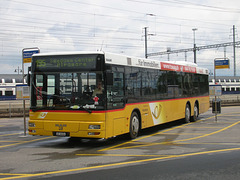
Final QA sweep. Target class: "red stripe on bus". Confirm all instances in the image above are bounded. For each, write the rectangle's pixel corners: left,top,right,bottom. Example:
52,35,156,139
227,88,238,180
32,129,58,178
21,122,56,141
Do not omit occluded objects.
29,96,208,114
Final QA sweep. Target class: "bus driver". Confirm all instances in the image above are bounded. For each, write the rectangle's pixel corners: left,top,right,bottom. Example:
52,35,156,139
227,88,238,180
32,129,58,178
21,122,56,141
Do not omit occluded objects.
92,81,103,97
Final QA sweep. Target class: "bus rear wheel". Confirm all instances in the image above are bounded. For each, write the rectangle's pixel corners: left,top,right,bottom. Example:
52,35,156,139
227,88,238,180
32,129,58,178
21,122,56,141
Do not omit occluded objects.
184,104,191,123
129,112,140,139
191,103,199,122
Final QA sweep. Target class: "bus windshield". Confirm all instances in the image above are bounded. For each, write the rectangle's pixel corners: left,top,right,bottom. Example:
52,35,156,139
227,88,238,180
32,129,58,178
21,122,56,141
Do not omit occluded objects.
30,71,105,112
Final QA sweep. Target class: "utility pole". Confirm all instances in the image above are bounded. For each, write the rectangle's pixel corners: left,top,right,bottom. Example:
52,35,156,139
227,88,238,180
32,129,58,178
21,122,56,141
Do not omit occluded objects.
144,27,148,59
232,25,236,76
224,46,226,59
144,27,155,59
192,28,198,64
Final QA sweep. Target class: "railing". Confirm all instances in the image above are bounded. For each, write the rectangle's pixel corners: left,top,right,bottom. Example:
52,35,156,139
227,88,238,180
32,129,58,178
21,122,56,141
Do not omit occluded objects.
0,95,239,118
0,100,30,118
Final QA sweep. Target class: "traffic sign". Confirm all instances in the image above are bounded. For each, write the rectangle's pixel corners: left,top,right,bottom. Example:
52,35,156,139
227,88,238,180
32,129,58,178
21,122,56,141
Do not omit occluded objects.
209,85,222,96
215,59,230,69
23,49,40,63
16,84,30,100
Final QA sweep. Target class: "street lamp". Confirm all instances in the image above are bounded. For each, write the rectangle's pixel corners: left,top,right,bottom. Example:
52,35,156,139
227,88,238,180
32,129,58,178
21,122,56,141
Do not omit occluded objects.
144,14,156,58
192,28,198,64
14,66,22,74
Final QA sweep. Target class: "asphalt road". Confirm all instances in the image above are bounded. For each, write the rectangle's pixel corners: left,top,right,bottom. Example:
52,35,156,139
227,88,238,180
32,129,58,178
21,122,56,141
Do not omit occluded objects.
0,106,240,180
37,150,240,180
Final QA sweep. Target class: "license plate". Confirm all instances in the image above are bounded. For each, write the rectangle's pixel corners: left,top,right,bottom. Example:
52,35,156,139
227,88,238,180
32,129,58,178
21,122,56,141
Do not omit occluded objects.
54,132,69,137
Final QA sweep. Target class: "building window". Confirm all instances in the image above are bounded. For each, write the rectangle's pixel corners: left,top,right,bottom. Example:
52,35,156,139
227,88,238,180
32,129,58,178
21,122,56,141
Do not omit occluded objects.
5,79,12,83
5,91,13,96
15,79,23,83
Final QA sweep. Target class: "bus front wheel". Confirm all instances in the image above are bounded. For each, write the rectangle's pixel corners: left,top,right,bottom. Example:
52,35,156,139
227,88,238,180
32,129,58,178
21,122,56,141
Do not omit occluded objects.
129,112,140,139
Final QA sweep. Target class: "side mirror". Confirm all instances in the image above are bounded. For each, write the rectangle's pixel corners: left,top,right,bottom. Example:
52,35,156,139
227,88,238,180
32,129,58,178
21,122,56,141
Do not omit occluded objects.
122,97,128,104
27,66,31,86
106,73,113,85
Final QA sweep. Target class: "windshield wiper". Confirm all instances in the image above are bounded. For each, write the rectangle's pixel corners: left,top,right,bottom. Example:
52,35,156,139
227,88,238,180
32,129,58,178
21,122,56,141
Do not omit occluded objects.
80,106,92,113
70,105,92,113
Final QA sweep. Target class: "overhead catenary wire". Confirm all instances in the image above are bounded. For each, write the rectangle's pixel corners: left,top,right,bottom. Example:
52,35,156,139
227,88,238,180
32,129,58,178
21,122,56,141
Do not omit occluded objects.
0,0,239,76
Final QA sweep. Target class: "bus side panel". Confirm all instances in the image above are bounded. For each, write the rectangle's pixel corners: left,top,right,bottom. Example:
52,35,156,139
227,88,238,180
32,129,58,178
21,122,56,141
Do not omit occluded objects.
105,103,153,138
105,110,128,138
198,96,210,114
148,99,184,126
147,96,209,127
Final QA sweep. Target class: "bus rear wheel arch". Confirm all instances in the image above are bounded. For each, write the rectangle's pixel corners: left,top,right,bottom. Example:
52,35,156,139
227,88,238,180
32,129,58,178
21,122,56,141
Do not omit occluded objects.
129,110,141,139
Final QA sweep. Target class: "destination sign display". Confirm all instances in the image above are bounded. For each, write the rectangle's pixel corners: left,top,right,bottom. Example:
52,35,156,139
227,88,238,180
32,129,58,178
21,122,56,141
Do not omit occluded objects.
33,55,98,71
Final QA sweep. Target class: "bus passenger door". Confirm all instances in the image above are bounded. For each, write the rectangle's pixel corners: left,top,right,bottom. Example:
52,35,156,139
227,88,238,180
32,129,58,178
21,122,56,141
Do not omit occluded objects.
106,72,127,136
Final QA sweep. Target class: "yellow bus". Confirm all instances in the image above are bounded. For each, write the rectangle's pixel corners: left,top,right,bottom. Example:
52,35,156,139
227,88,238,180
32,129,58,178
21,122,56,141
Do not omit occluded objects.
28,51,209,139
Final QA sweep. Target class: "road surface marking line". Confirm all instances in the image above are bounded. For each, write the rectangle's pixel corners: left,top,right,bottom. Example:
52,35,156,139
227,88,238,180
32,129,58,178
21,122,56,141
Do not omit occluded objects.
175,120,240,143
2,147,240,180
75,154,168,157
98,122,190,152
0,173,30,176
0,137,53,149
0,140,20,142
182,126,221,128
178,142,240,145
160,133,205,135
0,133,21,137
101,120,240,151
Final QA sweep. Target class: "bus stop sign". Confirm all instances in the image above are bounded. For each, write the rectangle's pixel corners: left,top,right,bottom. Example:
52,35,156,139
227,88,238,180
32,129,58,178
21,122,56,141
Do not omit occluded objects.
23,49,40,63
209,85,222,96
215,59,230,69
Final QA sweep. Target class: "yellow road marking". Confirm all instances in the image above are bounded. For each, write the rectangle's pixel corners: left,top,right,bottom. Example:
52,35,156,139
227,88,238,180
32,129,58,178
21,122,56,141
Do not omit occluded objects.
219,114,240,117
175,120,240,143
99,114,240,151
0,133,21,137
1,112,240,179
160,133,205,135
99,115,218,152
99,122,190,152
178,142,240,145
106,120,240,151
2,147,240,180
76,154,167,157
0,173,29,176
0,137,54,149
182,126,220,128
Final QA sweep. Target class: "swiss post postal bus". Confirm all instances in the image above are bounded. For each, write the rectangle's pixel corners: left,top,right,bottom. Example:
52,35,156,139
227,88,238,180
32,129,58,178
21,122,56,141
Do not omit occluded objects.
28,51,209,139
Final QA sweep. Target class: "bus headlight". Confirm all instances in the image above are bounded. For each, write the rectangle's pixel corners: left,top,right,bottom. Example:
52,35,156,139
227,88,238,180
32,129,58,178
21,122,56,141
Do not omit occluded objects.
89,125,100,129
29,123,36,127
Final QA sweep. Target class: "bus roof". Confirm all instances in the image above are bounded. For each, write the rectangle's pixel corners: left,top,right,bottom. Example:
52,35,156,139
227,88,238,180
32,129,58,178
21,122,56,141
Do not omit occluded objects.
104,52,209,75
32,51,209,75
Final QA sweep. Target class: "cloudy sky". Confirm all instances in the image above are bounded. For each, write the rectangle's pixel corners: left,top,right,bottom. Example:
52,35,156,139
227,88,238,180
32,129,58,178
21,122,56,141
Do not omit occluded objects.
1,0,240,76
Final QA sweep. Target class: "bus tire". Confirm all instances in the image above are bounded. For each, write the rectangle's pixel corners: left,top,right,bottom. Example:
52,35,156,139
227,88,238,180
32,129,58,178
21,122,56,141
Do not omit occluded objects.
129,111,140,139
191,103,199,122
184,103,191,123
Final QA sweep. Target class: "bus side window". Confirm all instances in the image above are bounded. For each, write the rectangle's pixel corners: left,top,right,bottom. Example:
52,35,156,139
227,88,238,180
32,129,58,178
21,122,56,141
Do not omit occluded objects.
107,72,124,109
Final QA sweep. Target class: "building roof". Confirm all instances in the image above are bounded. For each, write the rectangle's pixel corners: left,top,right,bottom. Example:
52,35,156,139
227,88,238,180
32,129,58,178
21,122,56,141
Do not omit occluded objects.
209,76,240,82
